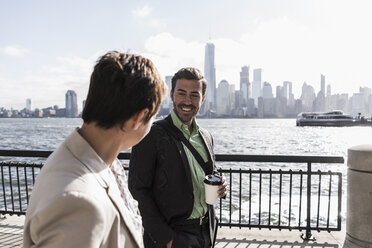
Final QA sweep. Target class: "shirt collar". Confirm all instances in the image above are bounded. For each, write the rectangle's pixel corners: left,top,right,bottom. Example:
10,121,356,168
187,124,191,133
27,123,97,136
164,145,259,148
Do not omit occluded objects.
170,109,199,136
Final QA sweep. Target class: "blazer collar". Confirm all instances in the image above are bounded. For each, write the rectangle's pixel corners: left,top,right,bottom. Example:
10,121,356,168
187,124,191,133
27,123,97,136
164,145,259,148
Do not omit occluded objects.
64,128,143,247
65,128,110,188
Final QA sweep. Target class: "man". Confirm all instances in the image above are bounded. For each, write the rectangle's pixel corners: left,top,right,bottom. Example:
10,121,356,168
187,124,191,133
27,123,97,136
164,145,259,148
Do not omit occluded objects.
129,67,227,248
23,51,166,248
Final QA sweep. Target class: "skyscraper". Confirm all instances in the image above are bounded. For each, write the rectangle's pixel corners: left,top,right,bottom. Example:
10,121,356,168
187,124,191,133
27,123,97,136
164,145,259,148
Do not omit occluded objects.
160,76,173,112
321,74,325,96
262,82,273,99
240,66,250,105
283,81,292,100
276,86,283,98
300,82,316,111
65,90,78,117
216,80,230,115
282,81,295,107
252,68,262,106
204,42,216,112
327,85,331,96
26,98,31,111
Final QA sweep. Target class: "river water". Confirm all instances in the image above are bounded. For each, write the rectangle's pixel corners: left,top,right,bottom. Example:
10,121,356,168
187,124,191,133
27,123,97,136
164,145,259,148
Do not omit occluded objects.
2,117,370,156
1,118,371,226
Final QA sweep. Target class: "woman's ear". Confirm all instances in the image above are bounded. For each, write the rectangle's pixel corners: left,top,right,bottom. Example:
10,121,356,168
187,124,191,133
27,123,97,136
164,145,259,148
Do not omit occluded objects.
132,108,149,130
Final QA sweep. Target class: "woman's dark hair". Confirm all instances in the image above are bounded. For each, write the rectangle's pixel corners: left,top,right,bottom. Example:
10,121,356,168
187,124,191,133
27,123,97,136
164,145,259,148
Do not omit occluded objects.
171,67,207,95
82,51,166,129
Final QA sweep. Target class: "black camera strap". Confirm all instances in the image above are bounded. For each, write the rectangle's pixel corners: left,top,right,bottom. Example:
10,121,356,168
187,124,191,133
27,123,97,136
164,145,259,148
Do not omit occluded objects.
155,117,209,174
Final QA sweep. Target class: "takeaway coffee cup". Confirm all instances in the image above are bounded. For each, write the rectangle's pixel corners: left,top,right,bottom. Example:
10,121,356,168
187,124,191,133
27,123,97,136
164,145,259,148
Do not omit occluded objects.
204,174,222,205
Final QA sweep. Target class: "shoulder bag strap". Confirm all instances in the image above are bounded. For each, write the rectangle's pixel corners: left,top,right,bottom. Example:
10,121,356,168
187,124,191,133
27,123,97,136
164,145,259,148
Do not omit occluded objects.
155,117,209,174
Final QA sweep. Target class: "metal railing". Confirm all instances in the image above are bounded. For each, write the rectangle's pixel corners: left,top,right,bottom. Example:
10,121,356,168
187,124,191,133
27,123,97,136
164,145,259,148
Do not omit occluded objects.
214,154,344,240
0,150,344,240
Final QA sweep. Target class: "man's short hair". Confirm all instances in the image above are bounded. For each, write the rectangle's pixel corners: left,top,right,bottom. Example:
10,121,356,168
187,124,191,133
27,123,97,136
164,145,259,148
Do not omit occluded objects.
171,67,207,96
82,51,166,129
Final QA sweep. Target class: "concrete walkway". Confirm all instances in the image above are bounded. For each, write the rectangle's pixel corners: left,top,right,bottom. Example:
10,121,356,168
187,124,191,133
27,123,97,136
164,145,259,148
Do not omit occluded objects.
215,227,355,248
0,215,359,248
0,215,23,248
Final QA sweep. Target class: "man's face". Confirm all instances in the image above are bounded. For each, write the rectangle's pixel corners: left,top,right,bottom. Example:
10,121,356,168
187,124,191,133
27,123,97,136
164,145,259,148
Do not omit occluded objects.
171,79,205,126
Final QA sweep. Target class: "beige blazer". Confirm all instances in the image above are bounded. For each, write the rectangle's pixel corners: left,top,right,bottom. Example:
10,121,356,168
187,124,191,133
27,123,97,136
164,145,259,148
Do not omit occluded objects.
23,129,143,248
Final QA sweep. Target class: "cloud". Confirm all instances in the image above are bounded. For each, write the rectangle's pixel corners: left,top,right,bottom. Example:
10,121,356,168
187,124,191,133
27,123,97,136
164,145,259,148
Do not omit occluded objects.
142,32,204,77
132,4,152,17
141,12,372,98
148,19,166,28
1,45,30,56
0,54,97,110
244,14,372,95
131,4,166,28
238,17,320,87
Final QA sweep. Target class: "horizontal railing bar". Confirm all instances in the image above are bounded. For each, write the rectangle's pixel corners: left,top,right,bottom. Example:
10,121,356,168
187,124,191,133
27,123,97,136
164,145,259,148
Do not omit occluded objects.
217,169,341,176
0,210,26,216
0,150,344,163
215,154,344,163
218,223,340,231
0,163,43,168
0,150,52,158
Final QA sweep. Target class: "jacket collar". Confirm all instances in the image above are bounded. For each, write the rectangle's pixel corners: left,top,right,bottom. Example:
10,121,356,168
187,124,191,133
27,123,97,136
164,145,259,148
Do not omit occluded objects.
65,128,109,188
64,128,143,247
198,129,213,158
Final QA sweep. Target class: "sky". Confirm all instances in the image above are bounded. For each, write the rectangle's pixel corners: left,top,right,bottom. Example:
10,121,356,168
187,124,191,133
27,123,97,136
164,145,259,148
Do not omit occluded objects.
1,0,372,110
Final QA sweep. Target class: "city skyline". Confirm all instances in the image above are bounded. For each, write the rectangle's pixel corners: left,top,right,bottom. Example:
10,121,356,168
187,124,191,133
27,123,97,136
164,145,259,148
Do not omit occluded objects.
1,39,370,114
2,70,371,117
1,0,372,110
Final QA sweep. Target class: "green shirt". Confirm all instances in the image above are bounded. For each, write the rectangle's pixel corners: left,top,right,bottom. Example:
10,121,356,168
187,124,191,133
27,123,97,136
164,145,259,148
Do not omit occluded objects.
170,110,208,219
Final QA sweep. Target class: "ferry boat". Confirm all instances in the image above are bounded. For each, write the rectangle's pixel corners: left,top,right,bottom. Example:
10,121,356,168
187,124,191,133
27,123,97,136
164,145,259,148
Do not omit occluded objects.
296,110,371,127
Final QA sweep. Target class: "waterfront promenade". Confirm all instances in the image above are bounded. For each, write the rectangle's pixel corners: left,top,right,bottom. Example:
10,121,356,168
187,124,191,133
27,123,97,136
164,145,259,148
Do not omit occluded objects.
0,214,356,248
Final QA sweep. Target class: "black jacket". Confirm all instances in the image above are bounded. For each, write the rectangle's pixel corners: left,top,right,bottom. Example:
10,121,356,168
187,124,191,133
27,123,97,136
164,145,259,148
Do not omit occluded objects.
128,115,215,247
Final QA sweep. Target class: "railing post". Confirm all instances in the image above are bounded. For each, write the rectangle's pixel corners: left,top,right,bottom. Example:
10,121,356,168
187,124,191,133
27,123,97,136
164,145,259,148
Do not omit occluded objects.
301,162,315,241
347,145,372,246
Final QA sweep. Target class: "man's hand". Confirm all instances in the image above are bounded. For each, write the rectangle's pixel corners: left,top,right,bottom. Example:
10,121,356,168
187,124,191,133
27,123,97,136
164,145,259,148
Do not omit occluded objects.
218,175,227,198
166,239,173,248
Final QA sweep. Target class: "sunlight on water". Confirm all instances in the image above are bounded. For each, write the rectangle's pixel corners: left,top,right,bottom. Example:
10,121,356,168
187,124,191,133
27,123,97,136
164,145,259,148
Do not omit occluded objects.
198,118,372,158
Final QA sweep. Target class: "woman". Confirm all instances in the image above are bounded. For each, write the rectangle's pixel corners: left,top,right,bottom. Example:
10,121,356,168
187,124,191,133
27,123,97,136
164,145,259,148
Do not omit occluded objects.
23,51,166,248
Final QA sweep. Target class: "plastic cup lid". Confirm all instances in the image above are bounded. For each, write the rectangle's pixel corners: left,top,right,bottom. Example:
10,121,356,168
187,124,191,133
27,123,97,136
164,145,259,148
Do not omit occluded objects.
204,174,222,185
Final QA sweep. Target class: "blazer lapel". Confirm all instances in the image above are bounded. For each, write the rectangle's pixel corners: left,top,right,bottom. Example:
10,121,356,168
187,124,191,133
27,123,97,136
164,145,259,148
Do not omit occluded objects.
91,169,144,247
198,128,215,174
105,178,143,248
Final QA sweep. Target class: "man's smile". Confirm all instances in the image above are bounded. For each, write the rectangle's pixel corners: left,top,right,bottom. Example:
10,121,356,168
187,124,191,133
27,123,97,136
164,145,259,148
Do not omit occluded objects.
179,105,195,113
